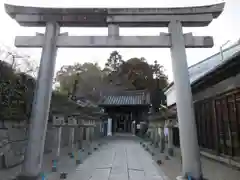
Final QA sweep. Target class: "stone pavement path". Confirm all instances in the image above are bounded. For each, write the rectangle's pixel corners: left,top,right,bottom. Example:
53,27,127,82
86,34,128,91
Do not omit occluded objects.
66,135,169,180
141,140,240,180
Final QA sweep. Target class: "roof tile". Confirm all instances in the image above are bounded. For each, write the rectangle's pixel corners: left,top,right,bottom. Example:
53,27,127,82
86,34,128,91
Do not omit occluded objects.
99,90,150,105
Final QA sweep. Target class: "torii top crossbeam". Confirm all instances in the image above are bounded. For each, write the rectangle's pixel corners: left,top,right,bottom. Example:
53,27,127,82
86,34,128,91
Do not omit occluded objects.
5,3,224,27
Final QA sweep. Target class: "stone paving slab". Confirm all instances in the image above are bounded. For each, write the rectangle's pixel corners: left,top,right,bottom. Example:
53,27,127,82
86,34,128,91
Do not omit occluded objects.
66,135,169,180
45,139,104,180
141,140,240,180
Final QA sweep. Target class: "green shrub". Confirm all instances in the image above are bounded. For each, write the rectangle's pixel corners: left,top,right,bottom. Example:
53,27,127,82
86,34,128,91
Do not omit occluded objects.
0,60,75,122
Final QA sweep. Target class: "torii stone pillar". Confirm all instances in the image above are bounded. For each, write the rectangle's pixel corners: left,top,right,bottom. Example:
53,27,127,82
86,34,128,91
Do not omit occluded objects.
16,21,59,180
169,21,202,179
5,3,225,180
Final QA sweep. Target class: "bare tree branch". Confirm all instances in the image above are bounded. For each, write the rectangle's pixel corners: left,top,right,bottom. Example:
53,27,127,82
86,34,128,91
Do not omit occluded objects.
0,44,38,78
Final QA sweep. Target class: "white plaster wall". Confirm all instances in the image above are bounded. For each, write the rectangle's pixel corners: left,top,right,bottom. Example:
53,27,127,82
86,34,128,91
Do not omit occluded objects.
165,86,176,106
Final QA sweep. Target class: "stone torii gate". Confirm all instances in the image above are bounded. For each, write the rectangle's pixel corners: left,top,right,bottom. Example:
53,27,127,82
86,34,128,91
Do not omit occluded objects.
5,3,224,180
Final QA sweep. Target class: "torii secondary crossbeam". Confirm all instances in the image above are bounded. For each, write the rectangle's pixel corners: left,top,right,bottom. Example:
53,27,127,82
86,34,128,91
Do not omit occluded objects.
5,3,225,180
15,33,213,48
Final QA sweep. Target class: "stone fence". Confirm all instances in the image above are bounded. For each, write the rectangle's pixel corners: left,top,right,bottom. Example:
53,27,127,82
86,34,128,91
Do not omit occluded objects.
0,121,95,169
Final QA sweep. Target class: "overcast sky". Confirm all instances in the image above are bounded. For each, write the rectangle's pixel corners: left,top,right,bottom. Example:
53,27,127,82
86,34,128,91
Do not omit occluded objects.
0,0,239,81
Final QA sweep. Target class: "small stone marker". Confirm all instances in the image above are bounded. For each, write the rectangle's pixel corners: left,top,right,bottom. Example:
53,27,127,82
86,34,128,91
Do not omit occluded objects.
60,172,67,179
76,159,81,165
51,160,57,172
75,151,82,165
70,153,74,158
157,159,162,165
40,172,46,180
165,156,170,160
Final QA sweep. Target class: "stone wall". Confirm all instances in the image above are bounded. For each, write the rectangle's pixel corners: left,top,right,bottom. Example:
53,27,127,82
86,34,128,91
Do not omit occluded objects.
0,121,66,169
0,121,27,169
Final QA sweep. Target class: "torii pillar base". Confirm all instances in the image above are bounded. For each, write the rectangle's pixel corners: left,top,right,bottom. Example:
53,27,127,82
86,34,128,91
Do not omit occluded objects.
176,176,206,180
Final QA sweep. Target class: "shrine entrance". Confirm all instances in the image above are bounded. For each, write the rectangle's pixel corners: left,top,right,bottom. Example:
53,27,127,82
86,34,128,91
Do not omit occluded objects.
98,90,150,134
115,113,130,133
5,3,225,180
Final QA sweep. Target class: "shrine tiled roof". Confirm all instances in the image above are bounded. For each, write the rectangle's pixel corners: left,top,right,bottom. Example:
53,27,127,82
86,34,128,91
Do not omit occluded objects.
98,90,150,106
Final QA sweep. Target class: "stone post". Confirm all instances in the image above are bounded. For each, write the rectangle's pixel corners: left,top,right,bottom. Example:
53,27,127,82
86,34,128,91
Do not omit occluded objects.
56,127,62,159
92,126,95,141
94,124,97,140
152,126,156,145
86,127,91,154
69,127,75,157
86,127,90,142
159,126,165,153
166,120,174,156
150,127,154,143
132,121,136,135
107,118,112,136
90,126,94,149
168,126,174,156
99,122,102,137
78,127,83,150
152,127,155,144
52,127,61,171
154,127,159,148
